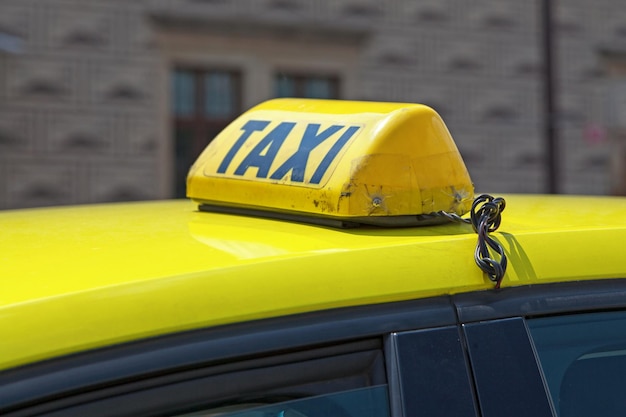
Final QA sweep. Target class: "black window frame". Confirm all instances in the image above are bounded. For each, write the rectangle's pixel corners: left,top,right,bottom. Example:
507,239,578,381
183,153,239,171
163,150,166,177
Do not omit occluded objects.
171,67,242,198
0,297,456,416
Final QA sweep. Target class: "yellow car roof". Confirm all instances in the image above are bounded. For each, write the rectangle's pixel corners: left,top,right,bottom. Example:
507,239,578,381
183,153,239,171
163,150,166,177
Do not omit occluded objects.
1,195,625,372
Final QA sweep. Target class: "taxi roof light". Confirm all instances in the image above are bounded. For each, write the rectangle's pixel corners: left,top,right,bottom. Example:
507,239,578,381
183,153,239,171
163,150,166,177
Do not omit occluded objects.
187,98,474,227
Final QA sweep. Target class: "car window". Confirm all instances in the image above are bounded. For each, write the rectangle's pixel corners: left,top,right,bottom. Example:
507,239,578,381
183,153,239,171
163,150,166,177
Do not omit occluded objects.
17,342,390,417
177,386,389,417
528,311,626,417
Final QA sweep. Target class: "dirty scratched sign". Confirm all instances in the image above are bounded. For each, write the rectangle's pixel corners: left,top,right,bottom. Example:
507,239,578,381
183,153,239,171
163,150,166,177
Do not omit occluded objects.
204,120,362,187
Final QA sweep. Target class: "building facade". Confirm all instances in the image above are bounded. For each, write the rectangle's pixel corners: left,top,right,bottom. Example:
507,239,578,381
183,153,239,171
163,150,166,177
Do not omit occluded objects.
0,0,625,209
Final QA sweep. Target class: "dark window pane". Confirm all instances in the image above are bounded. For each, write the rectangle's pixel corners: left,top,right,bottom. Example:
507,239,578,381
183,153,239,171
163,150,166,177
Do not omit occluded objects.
172,70,195,116
529,311,626,417
171,67,241,198
206,126,223,147
274,74,338,99
178,385,390,417
205,71,236,118
175,127,194,198
304,77,333,99
276,75,295,97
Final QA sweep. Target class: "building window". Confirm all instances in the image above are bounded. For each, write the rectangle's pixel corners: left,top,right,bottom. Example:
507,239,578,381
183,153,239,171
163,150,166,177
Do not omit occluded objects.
275,73,339,99
171,68,241,197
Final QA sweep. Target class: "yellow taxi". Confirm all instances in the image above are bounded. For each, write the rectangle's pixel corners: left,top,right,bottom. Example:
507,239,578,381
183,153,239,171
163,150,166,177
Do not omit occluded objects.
1,99,625,417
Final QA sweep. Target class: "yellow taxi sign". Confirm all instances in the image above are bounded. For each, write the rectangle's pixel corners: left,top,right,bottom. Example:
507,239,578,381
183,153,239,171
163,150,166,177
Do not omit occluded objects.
187,98,474,226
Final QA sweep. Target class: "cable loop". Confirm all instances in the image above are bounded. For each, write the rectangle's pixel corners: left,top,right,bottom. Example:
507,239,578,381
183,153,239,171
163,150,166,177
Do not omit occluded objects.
432,194,508,288
469,194,507,288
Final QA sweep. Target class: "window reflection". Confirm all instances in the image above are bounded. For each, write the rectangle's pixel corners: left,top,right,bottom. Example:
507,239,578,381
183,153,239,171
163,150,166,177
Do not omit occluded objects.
529,311,626,417
177,385,390,417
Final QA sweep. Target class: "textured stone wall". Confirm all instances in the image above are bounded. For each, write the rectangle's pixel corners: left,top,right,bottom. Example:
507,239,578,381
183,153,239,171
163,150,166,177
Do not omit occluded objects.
0,0,163,209
0,0,623,209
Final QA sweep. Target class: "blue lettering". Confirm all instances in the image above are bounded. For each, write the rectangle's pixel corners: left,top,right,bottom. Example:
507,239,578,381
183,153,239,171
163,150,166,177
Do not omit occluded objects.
234,122,296,178
269,124,343,182
310,125,360,184
217,120,270,174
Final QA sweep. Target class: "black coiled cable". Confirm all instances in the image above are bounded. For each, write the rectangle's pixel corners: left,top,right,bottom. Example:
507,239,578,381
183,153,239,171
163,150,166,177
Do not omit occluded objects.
469,194,507,288
430,193,508,288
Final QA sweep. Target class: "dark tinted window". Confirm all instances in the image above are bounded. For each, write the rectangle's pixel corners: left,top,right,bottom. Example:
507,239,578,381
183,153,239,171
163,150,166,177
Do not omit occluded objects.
177,386,389,417
529,311,626,417
26,342,388,417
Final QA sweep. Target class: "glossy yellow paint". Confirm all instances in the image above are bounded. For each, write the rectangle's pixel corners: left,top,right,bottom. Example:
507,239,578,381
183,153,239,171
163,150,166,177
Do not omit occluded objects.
1,195,625,372
187,99,474,224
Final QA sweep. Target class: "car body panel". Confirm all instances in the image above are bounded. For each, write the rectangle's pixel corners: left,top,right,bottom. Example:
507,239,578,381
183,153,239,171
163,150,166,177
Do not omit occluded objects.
0,195,625,372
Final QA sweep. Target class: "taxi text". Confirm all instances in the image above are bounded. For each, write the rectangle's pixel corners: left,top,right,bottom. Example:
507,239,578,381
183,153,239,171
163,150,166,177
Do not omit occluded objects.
215,120,361,184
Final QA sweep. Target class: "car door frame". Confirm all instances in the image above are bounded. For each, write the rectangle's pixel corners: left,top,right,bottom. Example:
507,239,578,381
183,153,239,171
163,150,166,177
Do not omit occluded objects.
4,279,626,417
